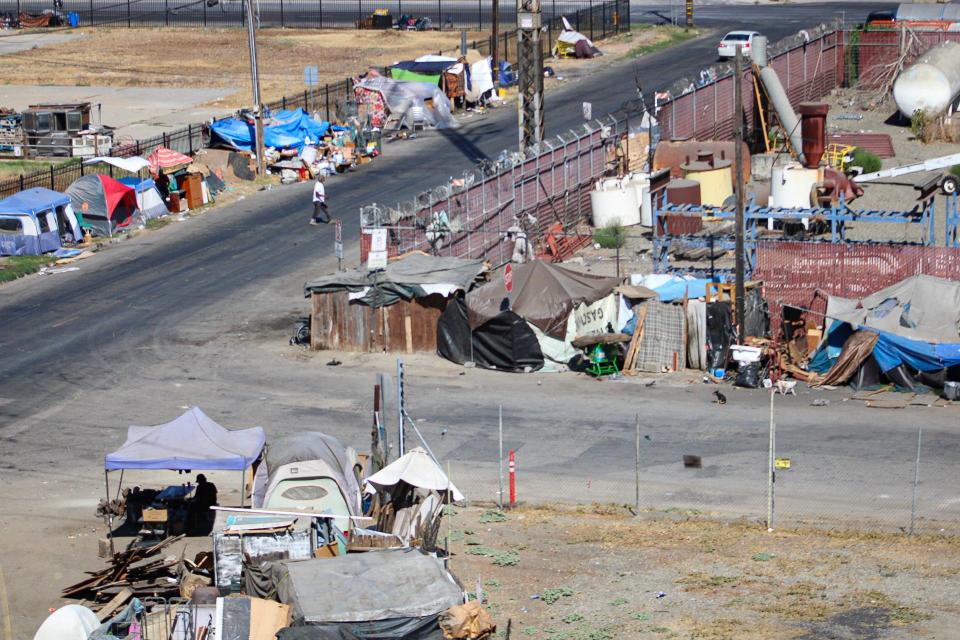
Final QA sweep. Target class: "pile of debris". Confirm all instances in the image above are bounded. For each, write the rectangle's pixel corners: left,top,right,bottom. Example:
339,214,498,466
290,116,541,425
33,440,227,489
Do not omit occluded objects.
61,535,189,614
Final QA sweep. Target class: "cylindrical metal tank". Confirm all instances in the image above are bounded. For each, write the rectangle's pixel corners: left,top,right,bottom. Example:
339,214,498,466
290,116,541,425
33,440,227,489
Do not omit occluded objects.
753,35,768,68
590,178,641,228
682,151,733,206
665,178,702,205
797,103,829,169
759,66,805,165
893,41,960,118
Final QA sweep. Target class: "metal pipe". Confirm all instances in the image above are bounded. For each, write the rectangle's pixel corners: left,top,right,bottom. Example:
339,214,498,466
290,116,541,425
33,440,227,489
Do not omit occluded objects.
759,66,804,165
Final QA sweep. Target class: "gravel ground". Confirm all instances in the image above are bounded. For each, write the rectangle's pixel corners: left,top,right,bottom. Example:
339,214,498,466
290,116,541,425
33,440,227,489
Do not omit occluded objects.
449,504,960,640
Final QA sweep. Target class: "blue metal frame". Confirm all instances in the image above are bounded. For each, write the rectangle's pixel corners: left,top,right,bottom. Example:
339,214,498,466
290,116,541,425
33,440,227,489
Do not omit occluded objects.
946,193,960,249
652,191,941,275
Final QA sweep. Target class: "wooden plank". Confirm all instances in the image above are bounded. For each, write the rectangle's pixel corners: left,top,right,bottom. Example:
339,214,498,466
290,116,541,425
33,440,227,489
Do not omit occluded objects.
404,315,413,354
622,306,648,372
96,587,133,621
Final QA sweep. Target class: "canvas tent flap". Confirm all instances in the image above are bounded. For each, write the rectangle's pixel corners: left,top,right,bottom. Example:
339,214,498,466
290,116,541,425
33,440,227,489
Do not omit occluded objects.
84,156,149,174
105,406,265,470
466,261,618,339
274,549,463,624
305,254,486,307
365,447,463,501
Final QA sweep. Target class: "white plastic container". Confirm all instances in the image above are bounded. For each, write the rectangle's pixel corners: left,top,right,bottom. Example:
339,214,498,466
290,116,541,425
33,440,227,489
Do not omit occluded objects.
623,173,653,227
730,344,762,364
590,178,641,228
769,163,819,230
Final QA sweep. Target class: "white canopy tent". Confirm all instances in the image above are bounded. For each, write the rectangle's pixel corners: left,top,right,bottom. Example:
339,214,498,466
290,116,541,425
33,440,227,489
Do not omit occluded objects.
365,447,463,501
83,156,150,174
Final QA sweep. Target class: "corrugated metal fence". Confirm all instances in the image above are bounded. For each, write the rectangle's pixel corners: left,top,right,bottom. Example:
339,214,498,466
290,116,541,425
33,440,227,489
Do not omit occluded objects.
755,241,960,336
658,26,843,143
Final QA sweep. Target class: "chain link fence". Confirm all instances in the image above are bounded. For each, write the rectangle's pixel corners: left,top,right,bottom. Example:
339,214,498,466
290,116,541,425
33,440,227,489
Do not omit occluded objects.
406,401,958,536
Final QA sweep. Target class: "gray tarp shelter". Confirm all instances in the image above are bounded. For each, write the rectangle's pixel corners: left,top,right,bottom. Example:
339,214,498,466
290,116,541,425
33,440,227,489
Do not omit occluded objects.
304,253,486,308
264,548,462,639
466,260,619,339
104,406,266,506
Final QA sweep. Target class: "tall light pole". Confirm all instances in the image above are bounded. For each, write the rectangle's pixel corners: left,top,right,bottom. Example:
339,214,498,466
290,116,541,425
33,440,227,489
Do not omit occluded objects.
734,47,746,342
517,0,544,151
244,0,265,175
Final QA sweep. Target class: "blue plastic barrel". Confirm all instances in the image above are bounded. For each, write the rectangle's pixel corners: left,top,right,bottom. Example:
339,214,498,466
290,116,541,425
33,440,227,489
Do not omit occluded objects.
67,12,80,27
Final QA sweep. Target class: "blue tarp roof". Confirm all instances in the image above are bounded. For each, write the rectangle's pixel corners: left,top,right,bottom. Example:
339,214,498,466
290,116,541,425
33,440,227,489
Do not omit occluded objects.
104,406,265,471
872,330,960,373
651,276,727,302
118,177,157,192
209,108,331,152
0,187,70,215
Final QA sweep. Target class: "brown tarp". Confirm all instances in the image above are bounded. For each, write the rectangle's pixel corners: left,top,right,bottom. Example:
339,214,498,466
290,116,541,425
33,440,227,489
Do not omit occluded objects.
815,330,880,386
466,261,618,339
19,13,53,27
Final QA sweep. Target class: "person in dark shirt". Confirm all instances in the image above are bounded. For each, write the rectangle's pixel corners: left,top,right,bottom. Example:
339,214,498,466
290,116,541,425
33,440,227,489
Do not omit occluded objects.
188,474,218,535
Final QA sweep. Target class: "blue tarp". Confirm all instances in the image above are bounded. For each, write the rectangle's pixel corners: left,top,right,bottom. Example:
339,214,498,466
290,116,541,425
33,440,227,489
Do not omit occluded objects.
652,276,726,302
118,177,156,192
872,330,960,373
209,108,331,152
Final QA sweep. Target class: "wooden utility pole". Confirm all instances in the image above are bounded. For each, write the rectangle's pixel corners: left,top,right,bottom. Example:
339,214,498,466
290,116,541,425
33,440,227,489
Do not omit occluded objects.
734,48,746,342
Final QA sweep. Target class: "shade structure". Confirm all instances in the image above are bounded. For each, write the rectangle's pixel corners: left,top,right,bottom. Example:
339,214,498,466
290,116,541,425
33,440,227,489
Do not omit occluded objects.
147,145,193,173
105,406,265,471
365,447,464,501
84,155,150,174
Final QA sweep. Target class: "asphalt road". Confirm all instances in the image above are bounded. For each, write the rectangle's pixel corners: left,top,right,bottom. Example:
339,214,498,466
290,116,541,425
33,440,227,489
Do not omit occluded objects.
0,3,893,430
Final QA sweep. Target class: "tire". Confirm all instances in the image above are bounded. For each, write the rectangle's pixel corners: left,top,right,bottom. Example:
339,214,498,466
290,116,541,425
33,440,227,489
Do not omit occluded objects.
940,175,959,195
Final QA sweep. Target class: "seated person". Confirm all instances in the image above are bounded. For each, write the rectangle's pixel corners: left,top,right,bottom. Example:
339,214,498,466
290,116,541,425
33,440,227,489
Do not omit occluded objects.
187,474,218,535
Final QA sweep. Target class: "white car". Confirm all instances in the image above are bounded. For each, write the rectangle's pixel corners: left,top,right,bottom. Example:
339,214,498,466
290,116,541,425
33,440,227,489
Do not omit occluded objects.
717,31,762,60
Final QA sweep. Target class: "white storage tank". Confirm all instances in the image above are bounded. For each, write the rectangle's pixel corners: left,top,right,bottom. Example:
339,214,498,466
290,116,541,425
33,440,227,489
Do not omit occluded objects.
770,163,819,229
893,41,960,118
590,178,641,228
622,172,654,227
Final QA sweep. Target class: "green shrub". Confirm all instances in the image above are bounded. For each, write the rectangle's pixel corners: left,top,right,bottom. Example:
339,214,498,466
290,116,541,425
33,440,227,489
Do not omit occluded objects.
850,148,881,174
950,165,960,178
593,222,626,249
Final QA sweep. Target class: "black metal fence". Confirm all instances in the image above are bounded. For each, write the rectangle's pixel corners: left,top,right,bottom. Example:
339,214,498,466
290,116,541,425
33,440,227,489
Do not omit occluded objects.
16,0,619,30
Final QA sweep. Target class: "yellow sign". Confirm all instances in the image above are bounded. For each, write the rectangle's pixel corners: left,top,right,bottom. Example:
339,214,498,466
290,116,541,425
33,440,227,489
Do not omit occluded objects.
775,458,791,470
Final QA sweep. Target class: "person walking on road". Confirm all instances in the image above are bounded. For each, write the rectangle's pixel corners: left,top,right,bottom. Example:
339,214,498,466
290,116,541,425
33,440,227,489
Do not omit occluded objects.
310,176,330,225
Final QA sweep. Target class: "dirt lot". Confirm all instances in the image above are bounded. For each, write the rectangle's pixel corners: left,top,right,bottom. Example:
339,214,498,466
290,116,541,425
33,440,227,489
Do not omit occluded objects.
449,504,960,640
0,28,472,109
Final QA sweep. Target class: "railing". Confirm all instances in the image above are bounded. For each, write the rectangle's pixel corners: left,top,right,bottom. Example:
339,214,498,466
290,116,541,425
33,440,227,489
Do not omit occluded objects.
20,0,618,30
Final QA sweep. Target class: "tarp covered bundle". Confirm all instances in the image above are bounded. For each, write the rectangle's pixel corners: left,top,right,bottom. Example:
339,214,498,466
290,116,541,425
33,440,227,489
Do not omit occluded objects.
439,261,618,372
66,174,138,237
811,276,960,384
554,17,602,58
210,109,331,152
356,77,458,129
304,253,486,308
267,548,462,637
467,261,618,339
104,406,265,471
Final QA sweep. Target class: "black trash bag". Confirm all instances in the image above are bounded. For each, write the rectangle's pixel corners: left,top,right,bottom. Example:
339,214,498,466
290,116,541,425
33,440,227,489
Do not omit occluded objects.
706,301,736,370
735,361,763,389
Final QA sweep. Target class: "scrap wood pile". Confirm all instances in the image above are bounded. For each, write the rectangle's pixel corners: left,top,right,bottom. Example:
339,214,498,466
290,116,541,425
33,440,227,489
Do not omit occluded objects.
61,535,189,609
